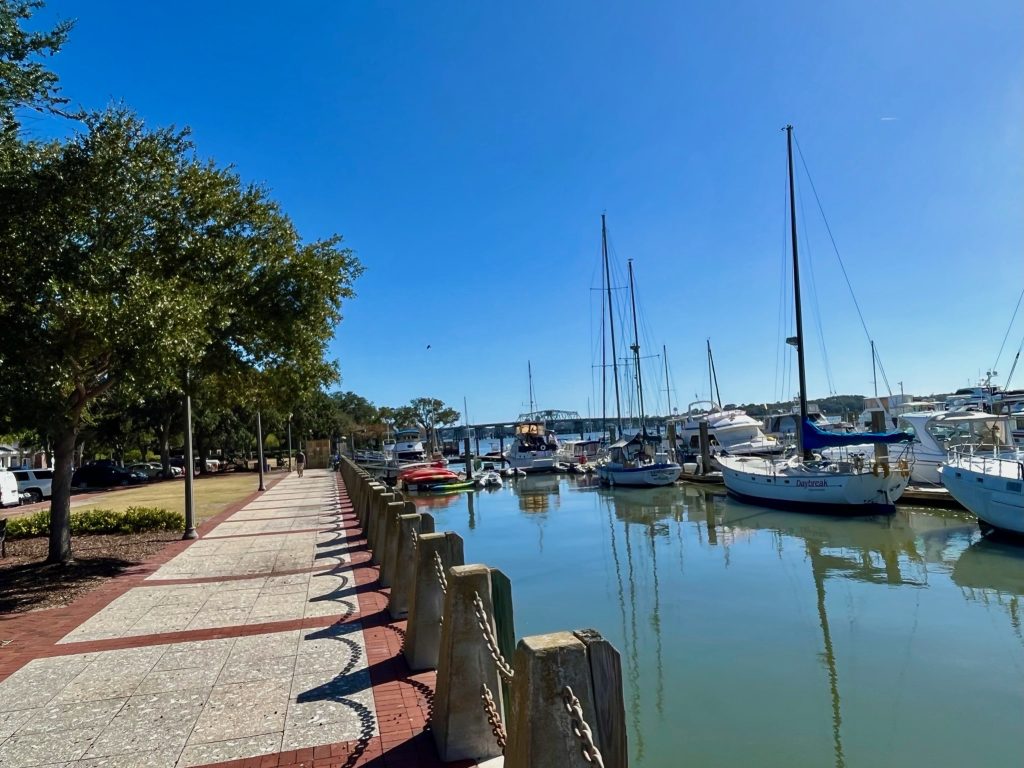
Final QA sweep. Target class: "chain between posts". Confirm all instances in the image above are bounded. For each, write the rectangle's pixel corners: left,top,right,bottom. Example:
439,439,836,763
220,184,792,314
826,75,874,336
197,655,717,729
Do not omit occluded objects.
433,551,448,595
411,528,418,550
562,686,605,768
472,591,514,683
480,682,507,752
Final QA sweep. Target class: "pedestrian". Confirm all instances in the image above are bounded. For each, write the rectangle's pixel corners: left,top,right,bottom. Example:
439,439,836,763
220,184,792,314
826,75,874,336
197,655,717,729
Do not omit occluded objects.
296,449,306,478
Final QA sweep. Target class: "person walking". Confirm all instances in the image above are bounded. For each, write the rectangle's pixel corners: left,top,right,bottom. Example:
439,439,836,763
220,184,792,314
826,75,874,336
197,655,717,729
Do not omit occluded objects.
296,449,306,478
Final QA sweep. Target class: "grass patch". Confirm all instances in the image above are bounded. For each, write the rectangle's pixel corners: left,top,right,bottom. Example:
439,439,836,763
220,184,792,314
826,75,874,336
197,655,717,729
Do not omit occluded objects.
70,472,268,522
7,506,184,539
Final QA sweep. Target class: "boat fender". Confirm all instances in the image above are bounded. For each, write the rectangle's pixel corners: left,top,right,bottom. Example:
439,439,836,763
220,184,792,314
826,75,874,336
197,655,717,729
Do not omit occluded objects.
871,461,878,477
897,458,910,478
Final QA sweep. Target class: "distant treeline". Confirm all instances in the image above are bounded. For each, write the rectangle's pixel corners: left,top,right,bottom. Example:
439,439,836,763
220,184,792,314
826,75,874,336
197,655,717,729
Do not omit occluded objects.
726,395,866,418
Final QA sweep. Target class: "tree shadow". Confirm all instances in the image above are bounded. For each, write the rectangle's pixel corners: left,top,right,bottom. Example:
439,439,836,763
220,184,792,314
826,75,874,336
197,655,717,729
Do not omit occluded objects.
0,556,133,613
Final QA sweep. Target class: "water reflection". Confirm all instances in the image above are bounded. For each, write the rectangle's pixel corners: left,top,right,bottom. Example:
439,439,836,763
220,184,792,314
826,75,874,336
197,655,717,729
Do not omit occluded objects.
406,475,1024,768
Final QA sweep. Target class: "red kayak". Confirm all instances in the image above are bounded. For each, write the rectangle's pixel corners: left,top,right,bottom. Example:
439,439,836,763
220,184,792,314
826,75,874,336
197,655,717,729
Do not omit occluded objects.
398,465,459,485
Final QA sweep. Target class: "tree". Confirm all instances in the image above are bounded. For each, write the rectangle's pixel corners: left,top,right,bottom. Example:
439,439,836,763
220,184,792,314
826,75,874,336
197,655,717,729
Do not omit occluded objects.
0,1,74,128
409,397,460,449
0,109,362,563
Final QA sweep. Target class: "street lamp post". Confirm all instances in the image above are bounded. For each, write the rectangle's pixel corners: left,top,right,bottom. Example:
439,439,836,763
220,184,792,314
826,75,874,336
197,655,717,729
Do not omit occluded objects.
182,372,197,539
256,410,266,492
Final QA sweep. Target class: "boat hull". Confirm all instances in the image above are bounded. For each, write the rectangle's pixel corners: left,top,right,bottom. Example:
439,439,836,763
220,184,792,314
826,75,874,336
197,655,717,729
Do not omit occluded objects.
718,456,908,515
597,462,682,487
940,461,1024,535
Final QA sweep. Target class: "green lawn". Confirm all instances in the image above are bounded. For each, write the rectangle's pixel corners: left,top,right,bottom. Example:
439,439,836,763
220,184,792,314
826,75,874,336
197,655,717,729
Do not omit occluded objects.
69,470,281,522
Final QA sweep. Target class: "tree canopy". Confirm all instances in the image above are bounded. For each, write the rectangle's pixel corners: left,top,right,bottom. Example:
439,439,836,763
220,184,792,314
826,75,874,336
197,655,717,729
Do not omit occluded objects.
0,0,73,128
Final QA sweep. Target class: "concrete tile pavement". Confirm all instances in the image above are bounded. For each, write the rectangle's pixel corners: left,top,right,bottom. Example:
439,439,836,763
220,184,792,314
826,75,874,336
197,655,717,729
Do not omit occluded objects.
0,470,481,767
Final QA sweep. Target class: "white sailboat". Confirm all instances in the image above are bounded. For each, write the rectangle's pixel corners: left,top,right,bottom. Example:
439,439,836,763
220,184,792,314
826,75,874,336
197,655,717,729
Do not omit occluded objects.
718,126,911,514
594,220,681,488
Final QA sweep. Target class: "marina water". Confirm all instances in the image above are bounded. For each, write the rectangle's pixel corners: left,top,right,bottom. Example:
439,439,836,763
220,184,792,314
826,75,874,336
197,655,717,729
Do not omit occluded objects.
411,471,1024,768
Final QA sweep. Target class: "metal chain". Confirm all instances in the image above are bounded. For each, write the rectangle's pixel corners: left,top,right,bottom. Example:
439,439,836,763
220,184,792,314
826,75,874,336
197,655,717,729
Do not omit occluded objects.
433,551,448,595
472,591,514,683
480,682,507,752
411,527,418,550
562,686,605,768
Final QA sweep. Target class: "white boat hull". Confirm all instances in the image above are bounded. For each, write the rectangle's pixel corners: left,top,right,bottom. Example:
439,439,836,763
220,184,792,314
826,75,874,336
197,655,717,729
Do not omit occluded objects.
718,456,909,514
596,462,682,487
506,452,557,473
941,457,1024,535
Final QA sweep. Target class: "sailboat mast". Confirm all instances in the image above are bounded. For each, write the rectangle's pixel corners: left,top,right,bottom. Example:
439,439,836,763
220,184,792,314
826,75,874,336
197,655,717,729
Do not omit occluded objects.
707,339,722,408
662,344,672,417
786,125,811,460
601,230,608,438
603,214,623,431
871,340,878,398
528,361,536,414
627,259,646,432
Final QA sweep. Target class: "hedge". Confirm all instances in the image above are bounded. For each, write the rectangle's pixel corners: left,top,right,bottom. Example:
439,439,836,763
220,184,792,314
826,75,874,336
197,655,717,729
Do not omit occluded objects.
5,506,184,539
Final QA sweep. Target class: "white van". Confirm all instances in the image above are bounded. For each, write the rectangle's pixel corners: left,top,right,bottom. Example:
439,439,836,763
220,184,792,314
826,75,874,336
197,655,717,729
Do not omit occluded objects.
0,470,21,508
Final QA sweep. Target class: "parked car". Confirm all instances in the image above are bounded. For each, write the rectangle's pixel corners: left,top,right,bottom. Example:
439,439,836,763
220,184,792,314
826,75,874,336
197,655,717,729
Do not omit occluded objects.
0,470,21,507
11,468,53,503
128,462,184,479
71,465,148,489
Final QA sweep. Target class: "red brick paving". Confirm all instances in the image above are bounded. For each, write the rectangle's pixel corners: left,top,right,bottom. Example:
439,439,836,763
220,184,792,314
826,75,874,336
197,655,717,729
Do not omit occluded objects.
2,470,479,767
0,471,286,682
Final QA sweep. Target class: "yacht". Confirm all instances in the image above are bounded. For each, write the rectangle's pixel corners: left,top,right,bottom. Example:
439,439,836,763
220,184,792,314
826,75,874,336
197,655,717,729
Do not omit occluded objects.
941,445,1024,535
669,401,784,460
857,395,942,430
557,438,603,467
823,410,1015,486
385,427,426,462
505,421,559,473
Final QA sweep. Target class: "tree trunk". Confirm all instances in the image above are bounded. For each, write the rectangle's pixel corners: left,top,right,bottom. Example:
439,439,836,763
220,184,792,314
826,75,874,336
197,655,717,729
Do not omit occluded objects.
48,428,77,564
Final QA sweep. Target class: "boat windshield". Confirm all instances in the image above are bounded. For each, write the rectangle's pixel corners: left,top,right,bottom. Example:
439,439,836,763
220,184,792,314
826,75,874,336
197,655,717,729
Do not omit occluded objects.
925,417,1013,450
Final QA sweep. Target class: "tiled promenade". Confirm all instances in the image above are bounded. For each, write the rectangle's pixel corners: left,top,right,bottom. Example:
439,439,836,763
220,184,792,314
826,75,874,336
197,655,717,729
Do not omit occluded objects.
0,470,475,768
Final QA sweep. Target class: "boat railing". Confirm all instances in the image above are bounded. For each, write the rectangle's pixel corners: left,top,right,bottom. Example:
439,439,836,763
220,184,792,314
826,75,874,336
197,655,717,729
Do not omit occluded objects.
946,444,1024,479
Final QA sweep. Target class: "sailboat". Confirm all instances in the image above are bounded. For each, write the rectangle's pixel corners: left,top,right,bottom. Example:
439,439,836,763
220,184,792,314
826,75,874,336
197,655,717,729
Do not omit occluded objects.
718,126,912,514
595,230,681,488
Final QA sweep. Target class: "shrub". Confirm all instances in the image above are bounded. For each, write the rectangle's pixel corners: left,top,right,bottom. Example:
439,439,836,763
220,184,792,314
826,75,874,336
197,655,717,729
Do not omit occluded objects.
5,506,184,539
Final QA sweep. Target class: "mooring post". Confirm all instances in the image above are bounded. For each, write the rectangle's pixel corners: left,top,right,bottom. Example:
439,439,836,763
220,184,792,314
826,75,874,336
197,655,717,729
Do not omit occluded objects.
431,564,506,762
699,420,711,475
464,437,473,480
666,421,678,464
376,501,404,579
388,511,435,619
871,410,889,468
381,500,416,588
369,489,394,555
504,630,626,768
404,531,465,671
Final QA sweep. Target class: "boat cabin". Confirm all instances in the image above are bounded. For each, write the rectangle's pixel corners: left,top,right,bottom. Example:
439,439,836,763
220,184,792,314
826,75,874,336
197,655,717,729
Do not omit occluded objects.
514,422,557,453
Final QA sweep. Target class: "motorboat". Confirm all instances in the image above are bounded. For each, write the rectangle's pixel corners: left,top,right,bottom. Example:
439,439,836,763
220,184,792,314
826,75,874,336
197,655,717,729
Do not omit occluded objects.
386,427,427,462
718,126,912,515
856,394,943,430
557,439,603,467
668,401,784,460
505,421,559,473
941,445,1024,535
475,470,503,489
823,410,1015,486
763,404,852,441
596,432,682,487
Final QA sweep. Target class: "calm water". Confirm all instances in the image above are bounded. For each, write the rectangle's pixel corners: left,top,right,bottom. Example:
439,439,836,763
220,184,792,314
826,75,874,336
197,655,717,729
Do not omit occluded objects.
410,474,1024,768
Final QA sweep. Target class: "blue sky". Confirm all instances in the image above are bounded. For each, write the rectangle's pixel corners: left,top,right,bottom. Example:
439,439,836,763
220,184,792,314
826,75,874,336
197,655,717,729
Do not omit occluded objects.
36,1,1024,422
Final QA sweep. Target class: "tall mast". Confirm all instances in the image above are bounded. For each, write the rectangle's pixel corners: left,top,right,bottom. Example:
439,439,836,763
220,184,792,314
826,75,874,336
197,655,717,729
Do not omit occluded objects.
601,225,608,438
528,361,535,414
603,214,623,431
707,339,722,408
627,259,646,432
662,344,672,417
786,125,811,461
871,340,878,398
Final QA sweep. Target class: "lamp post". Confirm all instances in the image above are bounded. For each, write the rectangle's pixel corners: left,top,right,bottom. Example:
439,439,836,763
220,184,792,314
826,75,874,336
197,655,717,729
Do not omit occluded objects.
182,371,197,539
256,410,266,492
287,413,293,474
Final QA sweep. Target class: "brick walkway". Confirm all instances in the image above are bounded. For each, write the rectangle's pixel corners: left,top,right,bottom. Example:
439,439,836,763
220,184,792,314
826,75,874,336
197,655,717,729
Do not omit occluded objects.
0,470,476,768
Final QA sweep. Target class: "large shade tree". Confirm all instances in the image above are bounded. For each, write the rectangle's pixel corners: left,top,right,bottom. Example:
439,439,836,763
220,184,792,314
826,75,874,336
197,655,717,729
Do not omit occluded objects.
0,109,361,563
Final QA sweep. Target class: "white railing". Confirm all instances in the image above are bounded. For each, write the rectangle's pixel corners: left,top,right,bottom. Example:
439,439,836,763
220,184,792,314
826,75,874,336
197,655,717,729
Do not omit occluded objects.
946,444,1024,480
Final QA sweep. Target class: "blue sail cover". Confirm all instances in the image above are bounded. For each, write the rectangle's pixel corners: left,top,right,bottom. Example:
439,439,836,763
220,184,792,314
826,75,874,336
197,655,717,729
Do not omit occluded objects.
802,418,913,451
